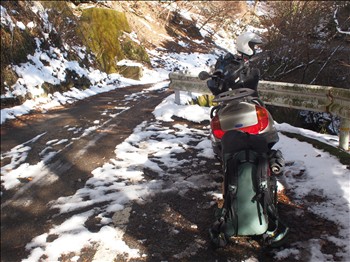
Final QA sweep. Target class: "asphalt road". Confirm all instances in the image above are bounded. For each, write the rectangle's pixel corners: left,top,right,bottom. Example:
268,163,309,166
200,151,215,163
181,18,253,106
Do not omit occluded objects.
1,84,344,261
0,84,171,261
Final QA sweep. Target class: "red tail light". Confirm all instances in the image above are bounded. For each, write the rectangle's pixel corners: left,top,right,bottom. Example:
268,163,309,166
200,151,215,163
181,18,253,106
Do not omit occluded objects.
239,105,269,134
210,105,270,139
211,114,226,139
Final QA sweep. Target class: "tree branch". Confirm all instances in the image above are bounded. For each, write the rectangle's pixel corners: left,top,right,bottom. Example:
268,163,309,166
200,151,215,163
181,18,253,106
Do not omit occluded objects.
310,44,342,84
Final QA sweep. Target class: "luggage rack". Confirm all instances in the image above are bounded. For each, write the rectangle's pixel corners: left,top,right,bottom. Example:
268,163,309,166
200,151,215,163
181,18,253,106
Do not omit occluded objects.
213,88,255,103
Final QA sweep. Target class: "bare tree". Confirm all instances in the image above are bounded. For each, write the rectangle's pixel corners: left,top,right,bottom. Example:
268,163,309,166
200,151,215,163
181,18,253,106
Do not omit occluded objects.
258,1,349,88
196,1,243,31
257,1,349,134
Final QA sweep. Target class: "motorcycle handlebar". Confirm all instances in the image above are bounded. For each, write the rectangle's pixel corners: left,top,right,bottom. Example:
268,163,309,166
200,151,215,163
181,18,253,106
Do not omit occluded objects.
198,59,250,81
198,55,260,96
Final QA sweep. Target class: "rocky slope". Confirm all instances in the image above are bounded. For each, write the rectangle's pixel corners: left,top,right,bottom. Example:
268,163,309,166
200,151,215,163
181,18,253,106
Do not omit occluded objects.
1,1,221,109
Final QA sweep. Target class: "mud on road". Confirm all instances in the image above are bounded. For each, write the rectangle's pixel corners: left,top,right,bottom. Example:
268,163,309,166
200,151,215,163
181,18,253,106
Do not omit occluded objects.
1,84,345,262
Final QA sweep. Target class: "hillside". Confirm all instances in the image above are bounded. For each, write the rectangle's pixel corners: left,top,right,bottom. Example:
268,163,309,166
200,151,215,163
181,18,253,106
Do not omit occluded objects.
1,1,349,134
0,1,220,109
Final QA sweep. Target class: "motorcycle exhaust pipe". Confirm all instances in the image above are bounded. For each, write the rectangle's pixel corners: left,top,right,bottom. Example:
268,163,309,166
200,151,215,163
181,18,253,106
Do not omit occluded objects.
270,164,283,176
269,150,284,176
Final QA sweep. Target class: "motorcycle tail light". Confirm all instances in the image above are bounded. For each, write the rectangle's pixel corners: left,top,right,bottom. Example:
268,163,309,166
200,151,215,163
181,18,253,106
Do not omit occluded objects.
239,105,269,134
211,114,226,139
211,105,269,139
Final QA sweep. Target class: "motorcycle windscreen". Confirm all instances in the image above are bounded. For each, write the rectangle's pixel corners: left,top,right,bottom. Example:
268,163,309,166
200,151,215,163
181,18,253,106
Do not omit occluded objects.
219,102,258,131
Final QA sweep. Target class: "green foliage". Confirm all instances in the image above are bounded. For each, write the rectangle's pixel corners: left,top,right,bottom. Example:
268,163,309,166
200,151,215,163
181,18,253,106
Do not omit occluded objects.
189,94,216,107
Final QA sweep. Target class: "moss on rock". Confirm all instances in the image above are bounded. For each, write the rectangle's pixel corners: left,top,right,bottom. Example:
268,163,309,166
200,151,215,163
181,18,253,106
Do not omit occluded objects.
116,65,143,80
120,36,150,64
77,8,149,74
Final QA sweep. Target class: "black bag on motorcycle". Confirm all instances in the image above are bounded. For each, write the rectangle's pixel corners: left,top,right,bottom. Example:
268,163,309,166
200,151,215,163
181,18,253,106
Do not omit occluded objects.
219,130,272,237
221,129,269,155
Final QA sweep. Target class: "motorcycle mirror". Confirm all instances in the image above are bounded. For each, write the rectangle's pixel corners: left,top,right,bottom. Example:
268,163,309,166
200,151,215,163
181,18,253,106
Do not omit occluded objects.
198,71,211,80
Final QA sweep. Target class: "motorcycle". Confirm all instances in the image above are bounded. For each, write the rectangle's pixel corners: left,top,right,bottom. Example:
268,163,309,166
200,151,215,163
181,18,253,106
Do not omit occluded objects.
199,57,280,157
199,54,289,247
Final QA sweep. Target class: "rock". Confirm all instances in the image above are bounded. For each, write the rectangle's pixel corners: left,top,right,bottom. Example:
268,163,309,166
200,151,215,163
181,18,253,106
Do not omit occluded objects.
117,65,143,80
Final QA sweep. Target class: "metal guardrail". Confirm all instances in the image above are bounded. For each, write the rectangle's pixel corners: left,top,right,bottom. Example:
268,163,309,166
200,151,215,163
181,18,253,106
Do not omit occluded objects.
169,72,350,151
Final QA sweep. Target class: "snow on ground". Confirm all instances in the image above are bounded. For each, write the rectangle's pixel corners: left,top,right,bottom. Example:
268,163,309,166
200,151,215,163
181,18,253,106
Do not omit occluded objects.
275,124,350,261
16,91,216,261
2,88,350,261
0,39,217,125
2,37,350,262
0,1,228,125
1,2,349,261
